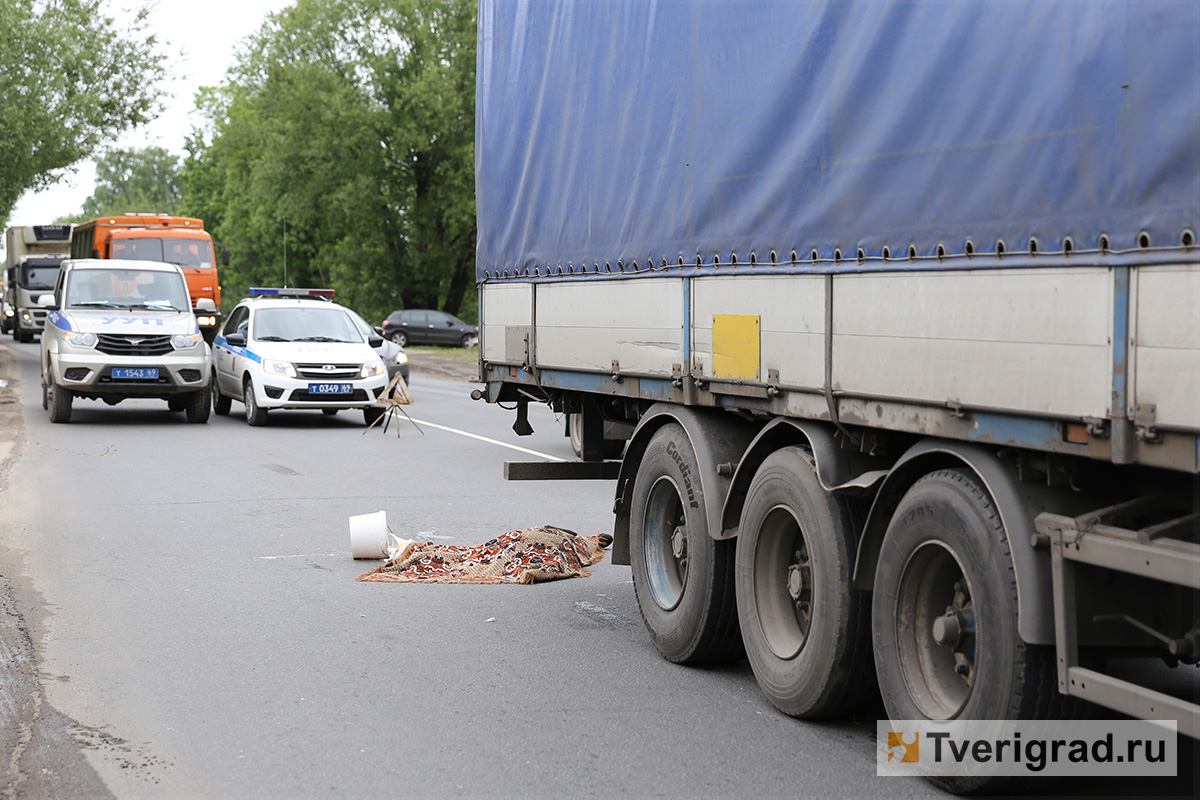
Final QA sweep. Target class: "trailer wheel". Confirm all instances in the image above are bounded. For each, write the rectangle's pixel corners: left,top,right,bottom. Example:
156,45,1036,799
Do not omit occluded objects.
47,373,72,423
735,447,873,717
629,423,741,663
568,413,625,459
873,468,1059,793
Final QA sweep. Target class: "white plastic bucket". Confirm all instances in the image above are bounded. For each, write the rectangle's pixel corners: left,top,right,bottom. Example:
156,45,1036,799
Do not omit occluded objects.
349,511,389,559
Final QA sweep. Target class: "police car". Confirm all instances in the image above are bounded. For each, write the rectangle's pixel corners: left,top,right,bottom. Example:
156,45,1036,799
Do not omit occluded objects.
211,288,389,426
39,258,214,424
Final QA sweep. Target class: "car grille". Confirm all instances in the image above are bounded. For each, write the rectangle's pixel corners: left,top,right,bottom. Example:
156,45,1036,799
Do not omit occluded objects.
295,363,360,379
288,388,370,402
96,334,174,356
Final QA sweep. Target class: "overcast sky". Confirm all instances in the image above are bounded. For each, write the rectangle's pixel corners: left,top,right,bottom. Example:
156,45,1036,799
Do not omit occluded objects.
8,0,295,227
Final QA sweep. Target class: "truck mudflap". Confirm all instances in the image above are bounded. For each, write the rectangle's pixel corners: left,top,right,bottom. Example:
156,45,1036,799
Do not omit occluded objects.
1037,498,1200,739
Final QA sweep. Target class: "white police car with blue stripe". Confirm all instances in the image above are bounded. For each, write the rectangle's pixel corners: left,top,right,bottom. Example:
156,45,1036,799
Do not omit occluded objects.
211,288,388,426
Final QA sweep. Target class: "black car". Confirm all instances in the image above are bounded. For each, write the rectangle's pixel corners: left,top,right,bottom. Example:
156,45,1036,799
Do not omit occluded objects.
380,308,478,348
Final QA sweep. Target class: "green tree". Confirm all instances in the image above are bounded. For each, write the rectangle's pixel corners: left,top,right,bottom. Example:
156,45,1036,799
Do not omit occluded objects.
0,0,167,225
186,0,476,324
60,146,183,221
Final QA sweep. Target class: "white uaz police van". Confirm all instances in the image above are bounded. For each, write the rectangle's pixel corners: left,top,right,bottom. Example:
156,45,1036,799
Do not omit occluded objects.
39,259,214,423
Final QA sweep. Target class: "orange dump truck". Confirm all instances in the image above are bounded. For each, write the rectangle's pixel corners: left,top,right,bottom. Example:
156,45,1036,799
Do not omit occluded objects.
71,214,227,340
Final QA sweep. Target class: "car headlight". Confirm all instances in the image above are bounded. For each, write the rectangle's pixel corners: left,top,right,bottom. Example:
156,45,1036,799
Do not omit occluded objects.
3,307,13,318
360,359,385,378
64,331,98,349
196,315,218,327
172,333,204,350
393,351,409,365
263,359,298,378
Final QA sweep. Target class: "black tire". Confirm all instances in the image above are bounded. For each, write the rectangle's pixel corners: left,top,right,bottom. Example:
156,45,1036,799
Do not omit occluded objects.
17,329,30,344
873,468,1063,794
629,423,741,664
212,376,231,416
322,408,339,416
167,398,186,412
569,413,583,457
41,376,48,410
735,447,873,718
185,384,211,424
243,378,268,426
47,373,72,423
569,413,627,459
388,331,408,347
363,406,385,426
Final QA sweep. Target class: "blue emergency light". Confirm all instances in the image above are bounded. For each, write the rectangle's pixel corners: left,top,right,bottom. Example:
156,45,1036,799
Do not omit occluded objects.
249,287,336,298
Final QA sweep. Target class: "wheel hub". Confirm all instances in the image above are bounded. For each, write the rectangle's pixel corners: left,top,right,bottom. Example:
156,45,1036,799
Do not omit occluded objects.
894,542,977,719
671,525,687,560
933,581,976,683
787,562,804,601
932,609,963,647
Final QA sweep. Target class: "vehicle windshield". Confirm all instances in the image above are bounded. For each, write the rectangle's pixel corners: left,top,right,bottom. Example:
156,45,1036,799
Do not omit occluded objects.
111,237,214,269
346,309,377,340
21,260,61,290
252,307,364,343
65,268,190,311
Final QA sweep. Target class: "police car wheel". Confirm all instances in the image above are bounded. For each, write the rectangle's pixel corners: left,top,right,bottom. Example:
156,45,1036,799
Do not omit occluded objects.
244,379,268,426
323,408,339,416
186,384,211,424
213,379,231,416
47,374,72,424
167,398,186,412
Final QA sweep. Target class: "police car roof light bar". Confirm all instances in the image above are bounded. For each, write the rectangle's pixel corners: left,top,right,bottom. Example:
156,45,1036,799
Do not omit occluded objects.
249,287,336,299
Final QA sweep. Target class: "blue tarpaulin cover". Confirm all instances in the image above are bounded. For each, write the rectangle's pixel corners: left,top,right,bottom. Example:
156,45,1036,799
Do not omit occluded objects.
476,0,1199,282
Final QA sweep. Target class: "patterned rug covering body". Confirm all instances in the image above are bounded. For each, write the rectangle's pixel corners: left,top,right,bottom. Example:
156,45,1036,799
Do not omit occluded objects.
357,526,609,584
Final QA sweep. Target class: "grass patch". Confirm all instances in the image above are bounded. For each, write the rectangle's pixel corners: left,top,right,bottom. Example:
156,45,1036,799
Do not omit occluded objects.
406,345,480,363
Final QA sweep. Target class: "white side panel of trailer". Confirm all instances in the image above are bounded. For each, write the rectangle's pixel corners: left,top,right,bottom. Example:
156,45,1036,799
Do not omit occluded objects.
534,278,683,375
480,282,533,363
692,275,825,390
831,268,1113,418
1132,265,1200,430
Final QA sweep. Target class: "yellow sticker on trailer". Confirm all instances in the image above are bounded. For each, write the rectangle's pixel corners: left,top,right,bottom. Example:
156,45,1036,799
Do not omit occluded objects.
712,314,760,381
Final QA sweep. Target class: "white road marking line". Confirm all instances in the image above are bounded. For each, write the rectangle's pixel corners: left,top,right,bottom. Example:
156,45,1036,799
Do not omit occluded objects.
260,552,350,559
407,417,565,461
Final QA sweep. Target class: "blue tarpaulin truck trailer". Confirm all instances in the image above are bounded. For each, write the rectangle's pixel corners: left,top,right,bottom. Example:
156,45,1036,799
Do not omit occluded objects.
474,1,1198,790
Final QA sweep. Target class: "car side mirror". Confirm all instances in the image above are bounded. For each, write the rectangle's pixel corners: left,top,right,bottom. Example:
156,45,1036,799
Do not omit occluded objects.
37,294,57,310
225,331,246,347
195,298,217,312
222,248,230,267
368,335,384,348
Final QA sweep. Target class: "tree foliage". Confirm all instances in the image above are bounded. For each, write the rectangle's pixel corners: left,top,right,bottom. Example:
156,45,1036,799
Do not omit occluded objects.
60,146,183,221
0,0,167,225
186,0,476,324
